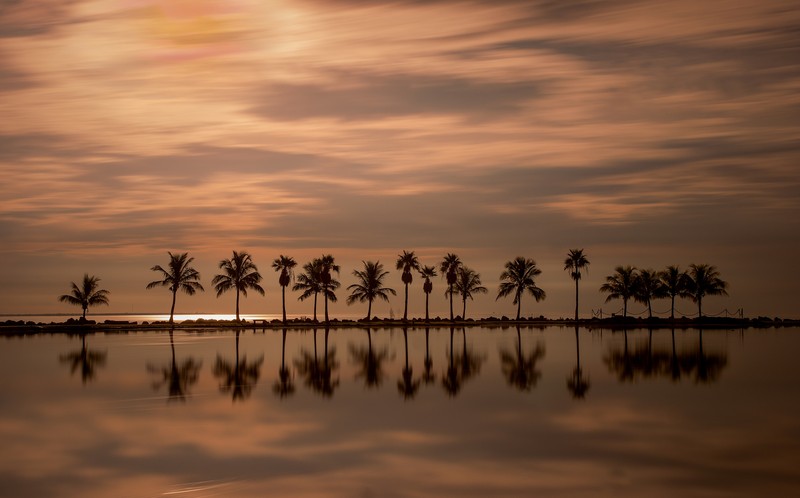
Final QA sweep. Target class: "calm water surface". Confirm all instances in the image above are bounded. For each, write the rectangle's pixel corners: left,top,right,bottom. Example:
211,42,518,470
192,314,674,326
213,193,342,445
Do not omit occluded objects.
1,326,798,497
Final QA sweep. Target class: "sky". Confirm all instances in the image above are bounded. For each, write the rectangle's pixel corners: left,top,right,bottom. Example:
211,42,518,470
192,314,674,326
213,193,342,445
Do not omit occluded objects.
1,0,799,320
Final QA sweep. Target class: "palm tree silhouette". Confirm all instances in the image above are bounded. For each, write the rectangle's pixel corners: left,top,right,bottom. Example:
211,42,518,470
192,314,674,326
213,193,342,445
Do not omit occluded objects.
58,274,110,320
451,267,487,320
566,326,590,399
564,249,590,322
272,255,298,324
499,325,545,391
397,327,421,399
442,327,461,397
660,266,690,320
147,329,202,402
349,327,390,389
319,255,340,324
419,265,437,322
146,252,204,323
59,333,107,384
273,328,295,398
293,259,323,321
685,264,729,319
212,331,264,402
440,253,462,321
347,261,396,321
497,257,546,320
600,266,638,318
294,328,340,397
634,268,665,319
396,250,420,321
212,251,264,321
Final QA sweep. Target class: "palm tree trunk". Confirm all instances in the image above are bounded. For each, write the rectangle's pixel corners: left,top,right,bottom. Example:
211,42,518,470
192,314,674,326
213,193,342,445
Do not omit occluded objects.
367,299,372,322
462,296,467,320
516,295,521,321
648,301,652,319
671,295,675,320
324,287,329,324
623,298,628,318
574,279,579,322
169,290,177,323
698,297,703,319
313,292,318,322
82,306,87,319
425,292,430,322
235,290,241,321
281,286,287,323
449,285,454,321
404,283,409,321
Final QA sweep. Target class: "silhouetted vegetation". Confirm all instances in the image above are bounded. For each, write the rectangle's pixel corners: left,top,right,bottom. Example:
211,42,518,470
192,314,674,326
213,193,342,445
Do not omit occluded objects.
146,252,204,323
499,325,545,391
294,328,339,397
419,265,437,322
346,261,396,321
600,266,638,318
272,255,297,324
450,266,487,320
634,268,665,319
497,257,546,321
212,251,264,321
685,264,729,318
440,253,462,321
58,274,110,319
147,329,202,402
349,327,390,389
564,249,590,322
566,325,590,399
397,327,420,399
212,330,263,402
273,328,295,398
59,333,107,384
396,250,420,322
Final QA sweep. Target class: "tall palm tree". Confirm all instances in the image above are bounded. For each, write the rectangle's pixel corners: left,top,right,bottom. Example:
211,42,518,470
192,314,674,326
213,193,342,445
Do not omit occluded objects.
660,265,690,320
58,274,110,319
564,249,590,322
451,266,488,320
293,259,323,321
440,253,462,321
212,251,264,321
599,266,638,318
634,268,665,319
346,261,396,321
396,250,420,321
319,254,340,324
497,257,546,320
685,264,729,318
146,252,204,323
419,265,437,322
272,255,297,324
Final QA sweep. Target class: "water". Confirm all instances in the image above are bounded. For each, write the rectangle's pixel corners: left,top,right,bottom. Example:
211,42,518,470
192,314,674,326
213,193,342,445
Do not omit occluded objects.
0,326,798,497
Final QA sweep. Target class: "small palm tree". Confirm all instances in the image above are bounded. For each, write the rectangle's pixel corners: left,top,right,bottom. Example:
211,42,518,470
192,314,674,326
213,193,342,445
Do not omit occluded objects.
319,254,340,324
347,261,396,321
272,255,297,323
146,252,204,323
419,265,437,322
497,257,546,320
211,251,264,321
599,266,638,318
564,249,590,322
634,268,665,319
396,250,420,321
440,253,462,321
293,259,323,321
450,266,487,320
660,265,690,319
685,264,729,318
58,274,110,319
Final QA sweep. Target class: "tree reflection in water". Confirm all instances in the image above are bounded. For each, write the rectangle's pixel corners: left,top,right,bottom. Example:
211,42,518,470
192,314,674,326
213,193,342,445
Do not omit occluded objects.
273,328,295,399
443,327,485,397
397,327,420,399
59,333,107,384
499,325,545,392
212,330,263,402
422,329,435,386
566,325,590,399
294,328,339,397
349,327,390,389
147,329,202,402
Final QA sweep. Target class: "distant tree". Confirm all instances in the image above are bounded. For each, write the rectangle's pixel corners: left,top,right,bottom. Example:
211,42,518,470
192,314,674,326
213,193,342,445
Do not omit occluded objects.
497,256,546,320
685,264,729,318
660,265,690,319
58,274,110,319
146,252,204,323
319,254,340,324
634,268,666,319
272,255,298,323
347,261,396,321
419,265,437,322
440,253,462,321
293,259,323,321
211,251,264,321
450,266,488,320
599,266,638,318
396,250,420,321
564,249,590,322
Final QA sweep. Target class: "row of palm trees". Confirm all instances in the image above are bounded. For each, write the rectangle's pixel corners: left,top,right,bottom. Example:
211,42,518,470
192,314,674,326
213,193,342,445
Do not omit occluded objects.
58,248,727,323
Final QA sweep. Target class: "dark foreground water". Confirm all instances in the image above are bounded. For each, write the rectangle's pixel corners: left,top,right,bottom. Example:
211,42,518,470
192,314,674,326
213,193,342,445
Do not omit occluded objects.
1,326,798,497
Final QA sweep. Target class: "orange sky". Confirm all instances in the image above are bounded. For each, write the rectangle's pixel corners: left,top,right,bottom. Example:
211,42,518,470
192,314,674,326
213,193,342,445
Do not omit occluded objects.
1,0,799,318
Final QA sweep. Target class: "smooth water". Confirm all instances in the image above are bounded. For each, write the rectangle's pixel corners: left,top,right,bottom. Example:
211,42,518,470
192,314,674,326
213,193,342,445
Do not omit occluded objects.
0,326,798,497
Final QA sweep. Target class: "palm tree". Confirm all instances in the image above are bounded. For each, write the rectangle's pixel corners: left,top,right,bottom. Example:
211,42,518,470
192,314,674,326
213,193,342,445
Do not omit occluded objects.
660,266,690,320
599,266,638,318
346,261,396,321
634,268,665,319
396,250,420,321
146,252,204,323
497,257,546,320
319,254,340,324
211,251,264,321
58,274,110,319
685,264,729,318
419,265,437,322
293,259,323,321
440,253,462,321
451,266,487,320
272,255,297,324
564,249,590,322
